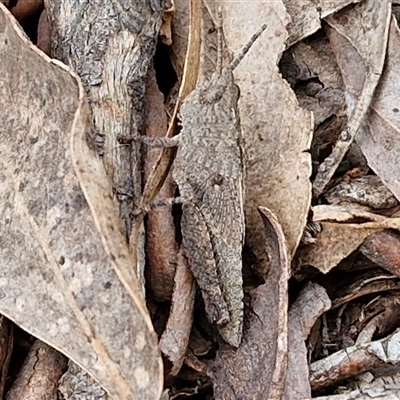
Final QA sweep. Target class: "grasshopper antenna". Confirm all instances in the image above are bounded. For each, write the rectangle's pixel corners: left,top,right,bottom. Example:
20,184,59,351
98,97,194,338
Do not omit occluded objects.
228,23,268,71
216,8,223,73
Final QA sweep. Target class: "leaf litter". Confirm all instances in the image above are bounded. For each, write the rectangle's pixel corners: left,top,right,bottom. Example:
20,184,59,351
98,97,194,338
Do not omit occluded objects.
5,0,400,399
0,4,162,399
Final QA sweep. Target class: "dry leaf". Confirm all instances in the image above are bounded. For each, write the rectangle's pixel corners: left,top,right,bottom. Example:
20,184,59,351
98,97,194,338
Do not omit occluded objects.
283,0,364,46
312,204,387,223
208,207,289,399
169,0,190,81
9,0,43,22
144,67,178,302
313,0,391,196
298,212,400,273
325,175,399,210
284,282,331,400
0,5,162,399
355,18,400,202
159,252,195,377
206,0,312,272
361,230,400,278
282,36,345,127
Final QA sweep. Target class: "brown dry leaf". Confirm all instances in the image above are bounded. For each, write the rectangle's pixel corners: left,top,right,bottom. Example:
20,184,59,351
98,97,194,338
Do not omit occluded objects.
208,207,289,399
144,67,178,302
298,212,400,273
361,230,400,278
313,0,391,197
159,252,195,377
205,0,312,272
0,5,162,399
283,282,331,400
282,0,364,46
312,204,387,223
9,0,43,22
354,18,400,202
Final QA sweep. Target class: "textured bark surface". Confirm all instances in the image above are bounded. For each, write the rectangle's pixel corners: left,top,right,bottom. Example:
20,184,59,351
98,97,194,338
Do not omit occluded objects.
45,0,165,239
6,340,67,400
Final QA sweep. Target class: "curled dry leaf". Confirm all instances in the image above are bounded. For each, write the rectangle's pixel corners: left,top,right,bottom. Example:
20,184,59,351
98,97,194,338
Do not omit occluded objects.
159,252,195,377
144,67,178,302
298,212,400,273
313,0,391,197
209,207,289,400
210,0,312,272
312,204,388,223
0,5,162,399
356,300,400,345
282,0,363,46
355,18,400,202
37,9,51,56
360,230,400,278
9,0,43,22
282,36,345,127
329,270,400,310
283,282,331,400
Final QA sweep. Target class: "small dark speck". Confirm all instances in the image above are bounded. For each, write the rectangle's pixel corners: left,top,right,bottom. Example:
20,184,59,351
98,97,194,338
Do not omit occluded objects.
19,182,25,192
107,223,115,232
4,38,8,45
59,256,65,265
29,136,39,145
110,253,116,262
5,219,10,224
393,108,399,113
104,281,112,289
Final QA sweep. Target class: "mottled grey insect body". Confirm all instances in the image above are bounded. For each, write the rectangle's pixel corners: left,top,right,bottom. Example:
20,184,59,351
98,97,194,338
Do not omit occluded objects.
175,66,245,346
144,22,267,347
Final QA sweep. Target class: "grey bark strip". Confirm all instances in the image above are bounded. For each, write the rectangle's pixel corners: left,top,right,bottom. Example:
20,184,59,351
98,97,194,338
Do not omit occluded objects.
45,0,166,239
